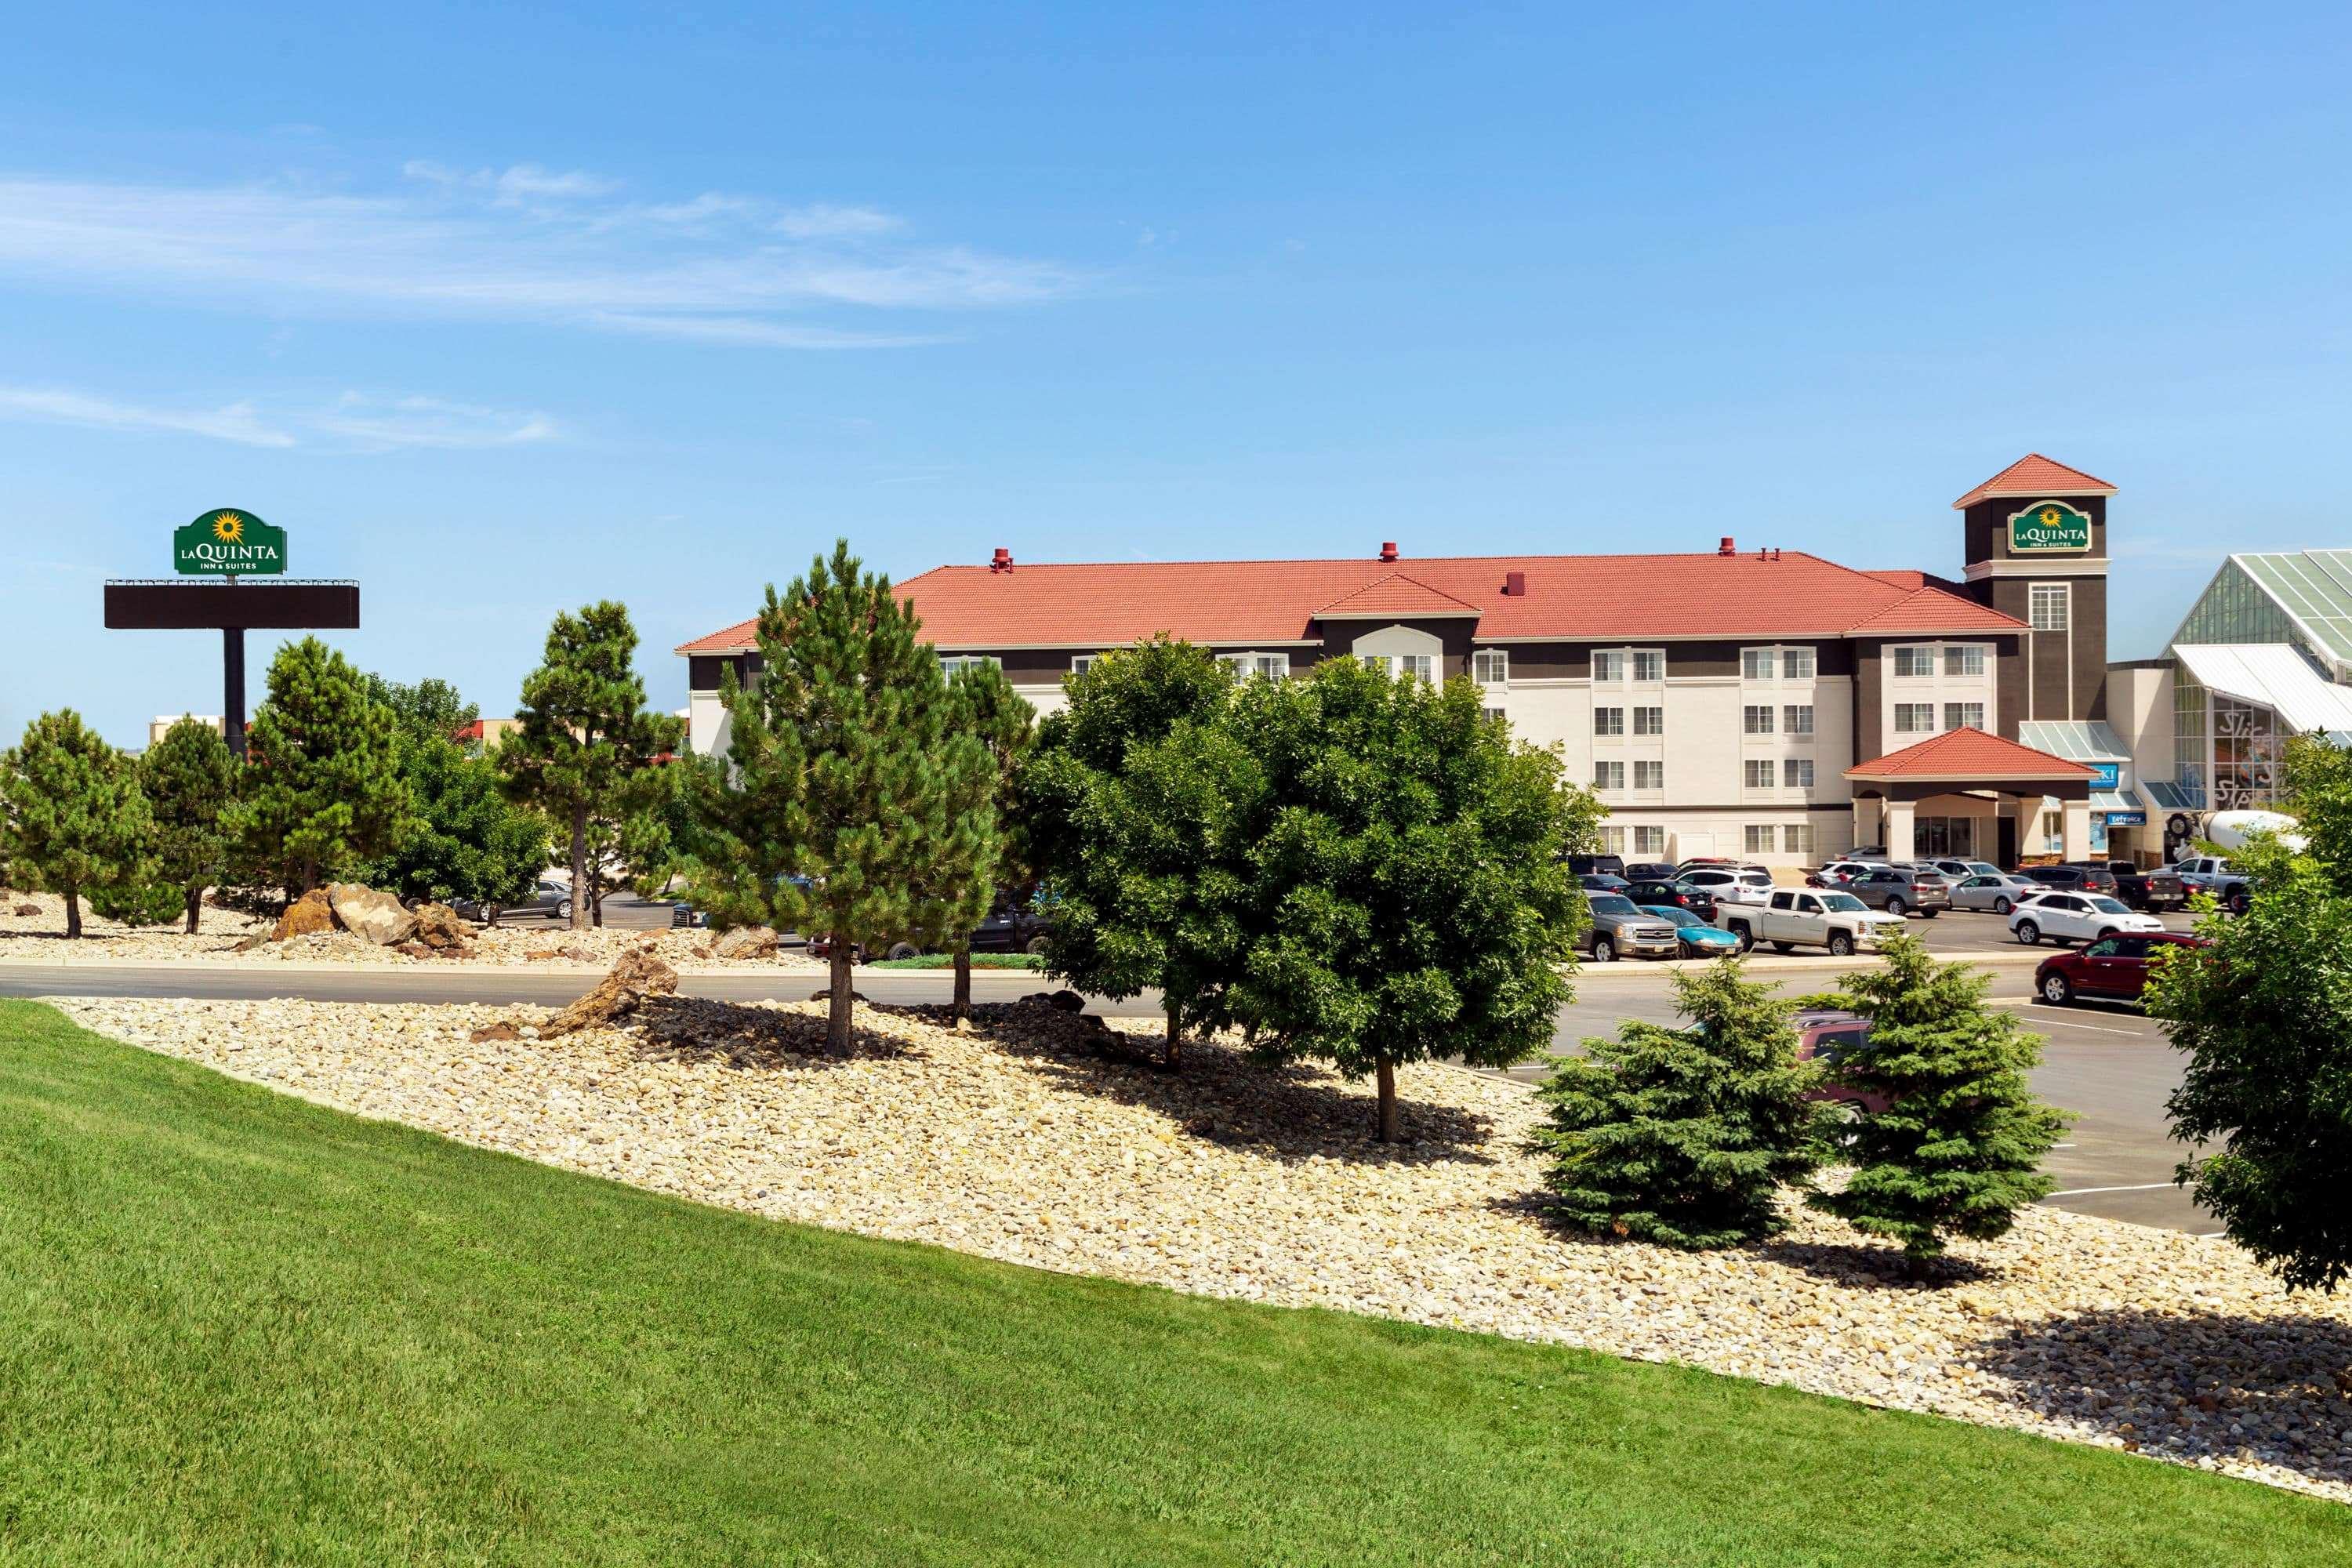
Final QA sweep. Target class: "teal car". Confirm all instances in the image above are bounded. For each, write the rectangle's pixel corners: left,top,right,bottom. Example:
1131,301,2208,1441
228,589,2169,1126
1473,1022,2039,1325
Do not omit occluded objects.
1640,904,1741,958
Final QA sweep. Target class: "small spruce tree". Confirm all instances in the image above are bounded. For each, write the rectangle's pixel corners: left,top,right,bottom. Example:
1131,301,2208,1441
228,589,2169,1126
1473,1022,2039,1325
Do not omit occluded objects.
501,603,681,931
2,710,153,938
1807,933,2068,1272
1534,959,1830,1247
688,541,993,1055
138,717,237,933
228,637,412,896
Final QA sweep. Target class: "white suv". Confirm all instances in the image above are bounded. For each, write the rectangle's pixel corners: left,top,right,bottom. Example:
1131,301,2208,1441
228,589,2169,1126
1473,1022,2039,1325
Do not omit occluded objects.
1680,866,1775,906
2009,892,2164,947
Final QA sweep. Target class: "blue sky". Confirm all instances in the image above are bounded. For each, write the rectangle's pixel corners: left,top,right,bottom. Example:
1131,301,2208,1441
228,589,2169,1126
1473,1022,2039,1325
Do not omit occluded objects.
4,3,2349,746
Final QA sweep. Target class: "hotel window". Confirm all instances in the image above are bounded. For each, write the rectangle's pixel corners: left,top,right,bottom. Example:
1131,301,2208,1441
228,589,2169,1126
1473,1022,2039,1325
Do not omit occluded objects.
1592,650,1624,682
1894,702,1936,734
1743,704,1776,735
1631,649,1665,682
1744,825,1776,855
1632,706,1664,736
2031,583,2070,632
1783,647,1817,679
1483,705,1507,724
2041,809,2063,851
939,655,1003,678
1944,701,1985,731
1472,649,1508,686
1786,758,1815,789
1943,644,1985,677
1741,648,1776,681
1631,825,1666,855
1398,654,1433,684
1593,706,1625,736
1593,760,1625,790
1893,645,1936,679
1600,826,1627,854
1744,759,1776,789
1784,823,1815,857
1784,703,1814,737
1221,652,1291,681
1069,654,1097,677
1633,760,1664,790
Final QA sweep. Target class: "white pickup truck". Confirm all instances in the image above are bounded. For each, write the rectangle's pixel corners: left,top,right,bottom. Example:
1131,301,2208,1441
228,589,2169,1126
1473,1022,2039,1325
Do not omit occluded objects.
1719,888,1909,958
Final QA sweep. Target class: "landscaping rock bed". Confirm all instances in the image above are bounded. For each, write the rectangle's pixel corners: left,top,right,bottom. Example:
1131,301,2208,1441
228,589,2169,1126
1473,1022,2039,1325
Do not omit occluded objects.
49,989,2352,1504
0,891,824,971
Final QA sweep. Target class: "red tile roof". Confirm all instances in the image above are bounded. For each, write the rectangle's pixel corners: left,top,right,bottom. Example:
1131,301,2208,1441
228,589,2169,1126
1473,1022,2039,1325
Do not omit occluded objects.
1846,727,2098,782
1951,453,2117,509
677,549,2029,655
1316,572,1483,619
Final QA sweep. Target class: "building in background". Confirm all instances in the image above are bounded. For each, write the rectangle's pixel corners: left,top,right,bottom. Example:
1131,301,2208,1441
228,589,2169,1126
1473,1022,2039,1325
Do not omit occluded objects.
2101,551,2352,861
147,713,224,747
680,455,2129,866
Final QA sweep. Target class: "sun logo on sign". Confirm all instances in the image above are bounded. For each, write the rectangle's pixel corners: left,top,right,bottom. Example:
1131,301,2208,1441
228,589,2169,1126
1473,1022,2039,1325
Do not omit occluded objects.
2039,507,2061,528
211,511,245,544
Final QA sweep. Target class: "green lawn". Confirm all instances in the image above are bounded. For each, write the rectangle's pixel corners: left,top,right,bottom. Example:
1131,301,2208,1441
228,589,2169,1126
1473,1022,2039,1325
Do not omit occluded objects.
0,1000,2342,1566
867,952,1043,970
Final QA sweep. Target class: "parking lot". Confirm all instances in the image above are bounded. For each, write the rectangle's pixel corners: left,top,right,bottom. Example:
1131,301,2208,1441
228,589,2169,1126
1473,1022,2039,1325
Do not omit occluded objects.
1810,902,2203,956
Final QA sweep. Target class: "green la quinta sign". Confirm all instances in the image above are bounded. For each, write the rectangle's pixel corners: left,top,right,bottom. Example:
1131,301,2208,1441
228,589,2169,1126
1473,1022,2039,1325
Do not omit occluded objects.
174,508,286,576
2008,499,2092,554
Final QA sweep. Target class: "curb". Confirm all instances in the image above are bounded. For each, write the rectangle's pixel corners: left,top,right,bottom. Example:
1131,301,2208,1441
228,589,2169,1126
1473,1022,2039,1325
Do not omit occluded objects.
1567,949,2047,981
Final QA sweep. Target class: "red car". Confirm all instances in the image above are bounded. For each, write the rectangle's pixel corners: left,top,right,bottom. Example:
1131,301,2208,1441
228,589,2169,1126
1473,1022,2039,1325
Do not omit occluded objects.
1790,1007,1892,1113
2034,931,2209,1006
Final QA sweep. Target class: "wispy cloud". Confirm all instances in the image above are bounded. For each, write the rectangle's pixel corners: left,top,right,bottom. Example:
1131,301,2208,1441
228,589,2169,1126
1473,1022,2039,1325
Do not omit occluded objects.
0,382,557,452
0,167,1076,349
0,386,294,447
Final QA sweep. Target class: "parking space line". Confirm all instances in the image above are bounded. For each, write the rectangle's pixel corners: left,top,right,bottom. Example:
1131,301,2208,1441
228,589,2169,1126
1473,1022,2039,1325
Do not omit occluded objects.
2045,1182,2175,1197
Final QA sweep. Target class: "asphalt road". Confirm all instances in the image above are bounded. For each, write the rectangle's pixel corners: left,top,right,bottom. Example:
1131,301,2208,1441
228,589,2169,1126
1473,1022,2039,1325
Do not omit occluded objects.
0,918,2210,1236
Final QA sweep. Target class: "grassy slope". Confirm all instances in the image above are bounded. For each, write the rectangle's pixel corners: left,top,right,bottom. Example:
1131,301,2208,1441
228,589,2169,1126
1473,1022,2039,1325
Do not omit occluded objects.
0,1000,2342,1567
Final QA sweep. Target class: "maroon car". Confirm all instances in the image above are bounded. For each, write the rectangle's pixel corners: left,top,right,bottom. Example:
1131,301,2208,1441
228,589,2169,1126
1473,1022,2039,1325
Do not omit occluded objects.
2034,931,2209,1006
1790,1007,1891,1113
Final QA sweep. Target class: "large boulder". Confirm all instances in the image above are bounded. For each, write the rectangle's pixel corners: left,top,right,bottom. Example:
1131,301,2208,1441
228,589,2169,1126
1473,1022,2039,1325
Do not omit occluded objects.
539,946,679,1038
271,887,338,942
412,902,473,950
711,924,780,960
327,883,419,947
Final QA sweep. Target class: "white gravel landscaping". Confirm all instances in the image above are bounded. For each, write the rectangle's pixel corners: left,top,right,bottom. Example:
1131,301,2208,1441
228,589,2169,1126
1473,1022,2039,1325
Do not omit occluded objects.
42,986,2352,1505
0,891,823,971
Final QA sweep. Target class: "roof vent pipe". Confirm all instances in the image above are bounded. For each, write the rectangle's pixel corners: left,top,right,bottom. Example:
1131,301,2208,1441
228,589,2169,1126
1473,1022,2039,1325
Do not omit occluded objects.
1502,569,1526,596
989,546,1014,572
1379,541,1399,562
1718,536,1736,556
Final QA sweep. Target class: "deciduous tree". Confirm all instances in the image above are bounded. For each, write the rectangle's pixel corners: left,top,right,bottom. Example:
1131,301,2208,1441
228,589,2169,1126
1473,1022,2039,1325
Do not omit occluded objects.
138,717,236,933
228,638,411,897
1534,959,1830,1247
501,603,681,931
1,710,152,938
687,542,992,1054
1019,637,1251,1065
1807,934,2067,1272
360,733,549,917
1221,656,1599,1138
2146,832,2352,1291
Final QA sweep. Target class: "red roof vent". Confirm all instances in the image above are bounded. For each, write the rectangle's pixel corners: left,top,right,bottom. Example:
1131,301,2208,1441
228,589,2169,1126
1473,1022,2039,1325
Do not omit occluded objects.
1378,541,1399,562
1719,536,1736,557
989,546,1014,573
1502,569,1526,597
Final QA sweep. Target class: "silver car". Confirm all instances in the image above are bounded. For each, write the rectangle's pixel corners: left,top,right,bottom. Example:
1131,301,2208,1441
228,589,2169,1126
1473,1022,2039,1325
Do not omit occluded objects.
1580,893,1683,961
1947,871,2042,914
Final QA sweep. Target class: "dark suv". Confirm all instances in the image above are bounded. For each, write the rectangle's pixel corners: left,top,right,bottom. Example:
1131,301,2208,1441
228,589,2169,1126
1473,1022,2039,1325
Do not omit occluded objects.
2066,860,2184,913
1621,877,1718,921
2021,864,2119,897
1567,853,1628,879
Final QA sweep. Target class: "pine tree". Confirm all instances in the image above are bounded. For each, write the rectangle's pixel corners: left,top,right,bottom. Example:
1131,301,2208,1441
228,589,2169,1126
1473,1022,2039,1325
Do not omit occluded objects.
1,710,153,938
227,637,412,897
687,541,993,1055
1018,637,1251,1065
1534,959,1830,1247
937,662,1035,1026
500,602,681,931
1222,657,1598,1139
138,717,236,933
1808,933,2069,1272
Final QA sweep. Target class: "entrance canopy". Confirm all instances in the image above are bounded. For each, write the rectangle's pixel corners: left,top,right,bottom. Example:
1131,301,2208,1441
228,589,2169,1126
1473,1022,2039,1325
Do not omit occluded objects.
1846,728,2097,862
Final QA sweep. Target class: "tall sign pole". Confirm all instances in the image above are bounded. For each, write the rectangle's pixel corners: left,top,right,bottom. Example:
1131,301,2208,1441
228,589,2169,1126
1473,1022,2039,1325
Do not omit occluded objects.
107,510,357,749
